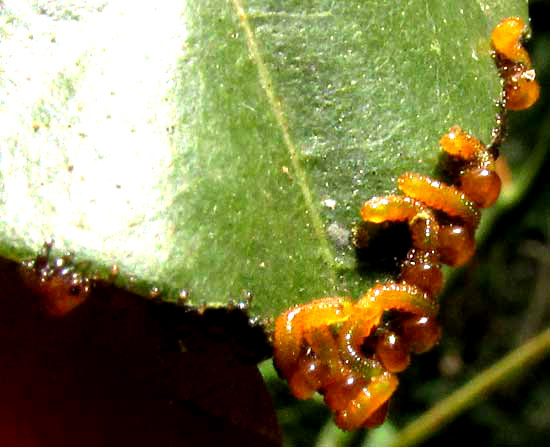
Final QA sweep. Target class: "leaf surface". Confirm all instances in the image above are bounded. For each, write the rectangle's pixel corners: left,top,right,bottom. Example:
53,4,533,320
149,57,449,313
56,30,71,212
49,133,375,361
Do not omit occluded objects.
0,0,528,321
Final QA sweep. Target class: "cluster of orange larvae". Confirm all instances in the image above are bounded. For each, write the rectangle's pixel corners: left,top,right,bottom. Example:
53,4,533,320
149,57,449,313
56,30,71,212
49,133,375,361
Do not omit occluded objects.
273,17,540,430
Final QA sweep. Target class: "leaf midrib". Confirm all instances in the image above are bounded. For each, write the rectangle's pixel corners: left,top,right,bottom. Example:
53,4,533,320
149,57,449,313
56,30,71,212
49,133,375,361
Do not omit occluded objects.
230,0,337,285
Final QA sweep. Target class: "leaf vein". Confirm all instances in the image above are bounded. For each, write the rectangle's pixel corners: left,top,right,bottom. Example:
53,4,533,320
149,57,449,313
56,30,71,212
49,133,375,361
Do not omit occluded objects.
229,0,337,284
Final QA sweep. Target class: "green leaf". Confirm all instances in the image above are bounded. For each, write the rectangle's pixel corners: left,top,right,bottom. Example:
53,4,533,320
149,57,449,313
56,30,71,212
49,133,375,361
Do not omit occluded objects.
0,0,528,322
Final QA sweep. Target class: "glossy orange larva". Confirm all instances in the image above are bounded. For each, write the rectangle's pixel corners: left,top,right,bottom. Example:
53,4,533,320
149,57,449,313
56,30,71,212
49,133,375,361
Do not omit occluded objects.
19,245,92,317
273,296,352,381
272,16,540,432
492,16,540,110
491,16,531,66
459,167,502,208
438,124,502,208
504,66,540,111
375,331,411,373
273,280,439,430
438,224,476,267
401,315,442,354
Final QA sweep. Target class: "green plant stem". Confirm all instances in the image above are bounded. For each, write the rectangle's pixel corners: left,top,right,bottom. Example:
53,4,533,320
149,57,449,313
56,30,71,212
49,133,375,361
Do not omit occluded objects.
315,421,356,447
389,327,550,447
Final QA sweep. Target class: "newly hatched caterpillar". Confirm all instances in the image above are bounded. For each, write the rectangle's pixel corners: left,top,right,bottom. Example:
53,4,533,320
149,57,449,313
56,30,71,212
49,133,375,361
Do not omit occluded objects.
20,242,92,317
492,16,540,110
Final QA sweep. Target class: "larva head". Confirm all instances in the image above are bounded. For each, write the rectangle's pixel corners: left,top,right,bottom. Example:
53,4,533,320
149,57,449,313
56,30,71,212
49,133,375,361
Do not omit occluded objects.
505,67,540,111
438,224,476,267
409,211,440,251
400,314,441,354
459,167,502,208
375,330,411,373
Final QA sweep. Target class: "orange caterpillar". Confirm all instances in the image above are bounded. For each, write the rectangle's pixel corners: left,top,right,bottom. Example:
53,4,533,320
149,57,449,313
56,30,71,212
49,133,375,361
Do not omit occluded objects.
20,242,92,317
272,17,539,431
492,17,540,110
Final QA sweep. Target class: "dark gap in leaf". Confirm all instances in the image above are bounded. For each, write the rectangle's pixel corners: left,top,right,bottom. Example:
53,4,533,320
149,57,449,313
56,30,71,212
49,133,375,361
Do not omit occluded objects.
353,221,411,276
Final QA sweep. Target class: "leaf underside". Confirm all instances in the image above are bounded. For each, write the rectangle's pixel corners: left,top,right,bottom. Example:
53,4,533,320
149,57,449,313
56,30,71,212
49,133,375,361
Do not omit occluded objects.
0,0,528,323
